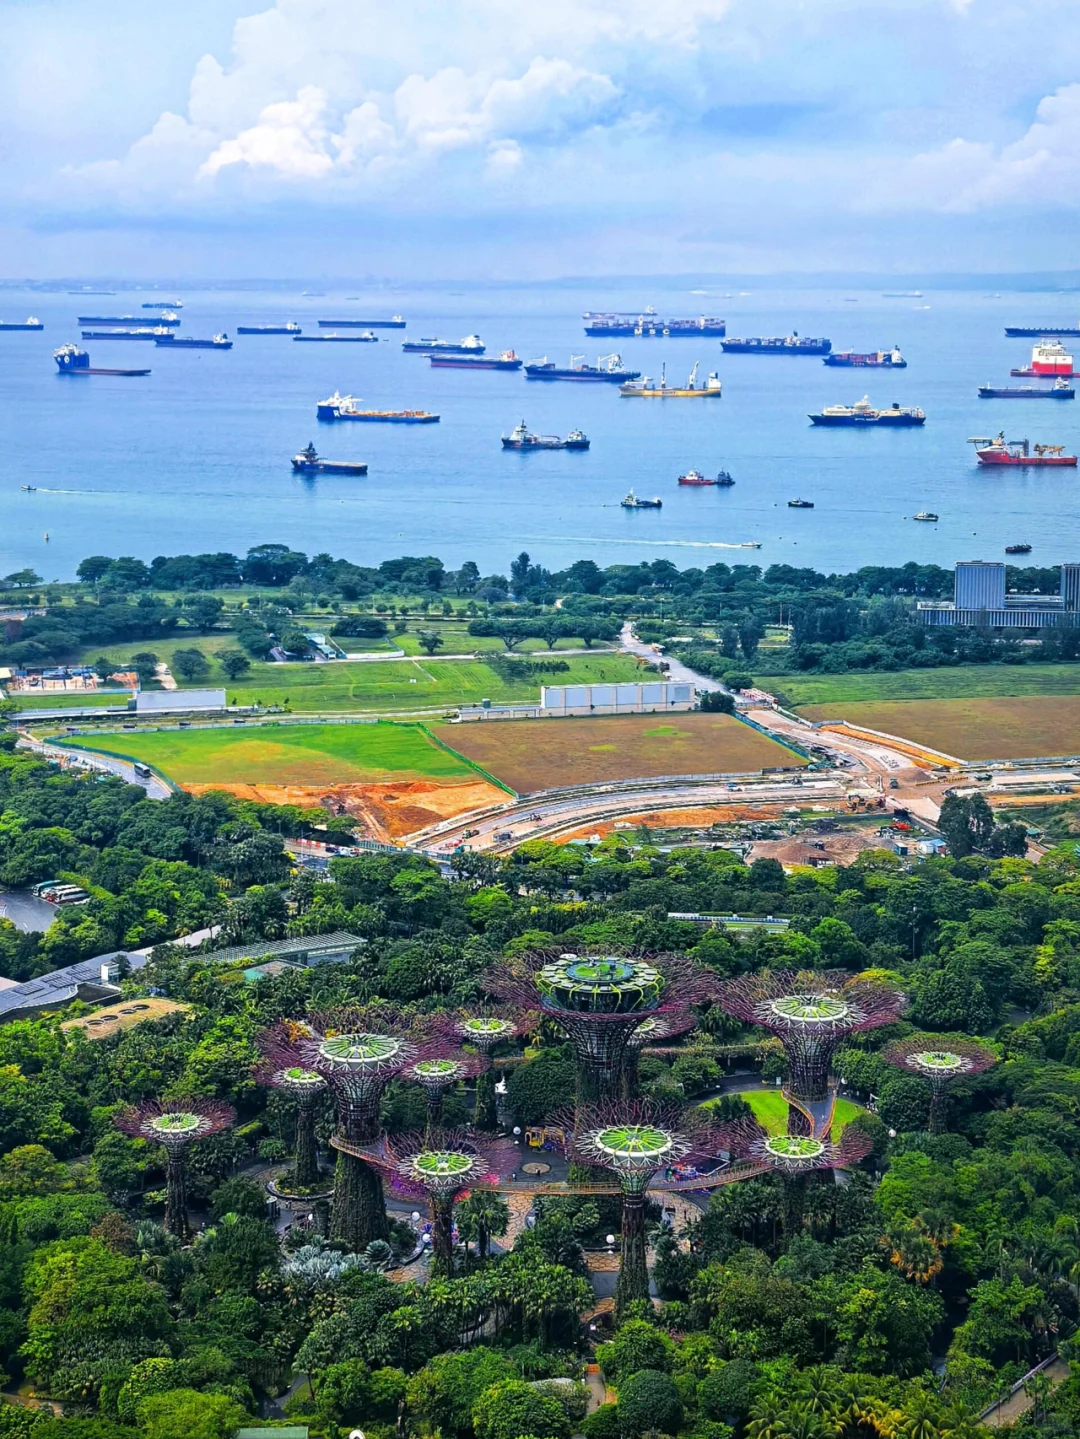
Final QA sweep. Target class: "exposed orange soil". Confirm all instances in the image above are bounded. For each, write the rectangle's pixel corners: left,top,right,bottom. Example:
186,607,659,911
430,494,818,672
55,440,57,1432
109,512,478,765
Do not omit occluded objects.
183,778,505,842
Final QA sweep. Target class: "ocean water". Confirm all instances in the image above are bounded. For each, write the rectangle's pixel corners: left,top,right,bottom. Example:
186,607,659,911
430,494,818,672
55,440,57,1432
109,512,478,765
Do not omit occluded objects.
1,282,1079,581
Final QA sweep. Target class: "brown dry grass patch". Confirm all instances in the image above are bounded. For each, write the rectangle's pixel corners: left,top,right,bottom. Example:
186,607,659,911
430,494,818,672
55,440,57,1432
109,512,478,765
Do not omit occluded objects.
802,696,1080,762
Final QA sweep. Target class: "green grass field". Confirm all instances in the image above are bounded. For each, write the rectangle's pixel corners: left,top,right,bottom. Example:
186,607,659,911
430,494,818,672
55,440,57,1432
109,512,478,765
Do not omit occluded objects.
774,664,1080,710
703,1089,860,1141
64,721,481,787
9,690,132,711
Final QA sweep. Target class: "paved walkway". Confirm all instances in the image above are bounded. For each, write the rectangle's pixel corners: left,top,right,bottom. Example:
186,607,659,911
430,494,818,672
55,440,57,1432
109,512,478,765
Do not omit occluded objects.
983,1358,1070,1428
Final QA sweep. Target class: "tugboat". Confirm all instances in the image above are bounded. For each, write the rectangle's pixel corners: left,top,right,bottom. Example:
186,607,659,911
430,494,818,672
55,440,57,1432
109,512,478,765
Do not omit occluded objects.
403,334,484,354
808,396,925,426
430,349,522,370
912,511,939,522
501,420,589,451
318,316,404,328
788,498,815,508
823,346,906,368
317,393,439,422
969,432,1078,466
621,489,663,508
54,344,150,377
294,330,377,342
979,377,1075,399
1005,543,1033,554
291,442,367,475
0,317,44,331
525,354,640,382
155,332,232,349
722,333,832,356
1010,342,1074,377
619,362,722,397
677,469,735,486
237,322,301,334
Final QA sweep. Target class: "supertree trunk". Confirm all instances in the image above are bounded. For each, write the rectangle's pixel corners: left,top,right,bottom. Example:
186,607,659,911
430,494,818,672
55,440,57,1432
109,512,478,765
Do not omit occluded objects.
425,1088,444,1133
474,1069,498,1130
928,1083,947,1135
331,1101,389,1249
165,1151,190,1242
786,1039,833,1104
615,1194,650,1315
621,1050,641,1099
780,1175,805,1238
431,1194,455,1276
294,1097,321,1189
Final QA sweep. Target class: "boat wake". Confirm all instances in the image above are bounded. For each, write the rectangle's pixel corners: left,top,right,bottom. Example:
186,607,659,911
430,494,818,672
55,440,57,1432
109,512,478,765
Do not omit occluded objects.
522,534,763,550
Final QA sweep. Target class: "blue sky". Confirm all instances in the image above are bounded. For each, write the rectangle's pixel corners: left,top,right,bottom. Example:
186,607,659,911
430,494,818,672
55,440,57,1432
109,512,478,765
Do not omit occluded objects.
3,0,1080,278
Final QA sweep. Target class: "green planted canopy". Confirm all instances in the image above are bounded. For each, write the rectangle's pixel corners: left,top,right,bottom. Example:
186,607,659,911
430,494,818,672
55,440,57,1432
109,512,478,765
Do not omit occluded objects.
411,1150,476,1179
769,994,850,1024
912,1050,965,1072
593,1124,674,1160
320,1033,403,1064
148,1111,204,1135
765,1135,825,1160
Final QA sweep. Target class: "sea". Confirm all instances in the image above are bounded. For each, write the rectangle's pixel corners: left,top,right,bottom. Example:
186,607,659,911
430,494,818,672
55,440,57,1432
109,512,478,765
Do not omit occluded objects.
1,282,1079,582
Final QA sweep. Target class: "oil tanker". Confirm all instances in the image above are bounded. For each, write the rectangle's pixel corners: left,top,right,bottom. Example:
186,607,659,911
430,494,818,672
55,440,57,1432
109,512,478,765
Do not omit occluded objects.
82,327,170,340
722,334,832,355
979,379,1075,399
525,354,640,382
430,349,522,370
78,313,178,325
155,333,232,349
583,308,725,337
237,323,301,334
0,317,44,331
294,332,377,343
1006,322,1080,337
318,316,404,328
54,344,149,377
403,335,484,354
969,433,1077,466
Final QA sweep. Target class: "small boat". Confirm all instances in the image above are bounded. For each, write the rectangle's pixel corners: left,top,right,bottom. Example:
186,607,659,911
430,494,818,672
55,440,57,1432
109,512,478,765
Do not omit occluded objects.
677,469,734,486
0,317,44,331
501,420,589,451
20,486,36,492
619,361,722,397
291,442,367,475
788,498,814,508
622,489,662,508
317,393,439,422
912,511,939,522
237,322,301,334
1005,543,1032,554
293,331,376,343
155,332,232,349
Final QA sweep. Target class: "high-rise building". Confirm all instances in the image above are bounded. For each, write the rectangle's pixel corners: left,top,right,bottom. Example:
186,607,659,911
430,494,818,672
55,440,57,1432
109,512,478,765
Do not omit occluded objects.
954,561,1006,611
1061,564,1080,611
919,561,1080,629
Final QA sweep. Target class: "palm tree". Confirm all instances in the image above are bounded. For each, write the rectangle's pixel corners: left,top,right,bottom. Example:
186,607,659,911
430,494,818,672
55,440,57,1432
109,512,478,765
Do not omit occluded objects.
456,1191,510,1264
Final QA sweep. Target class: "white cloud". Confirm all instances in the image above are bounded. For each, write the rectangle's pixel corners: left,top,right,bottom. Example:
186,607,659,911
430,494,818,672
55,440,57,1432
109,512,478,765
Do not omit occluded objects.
200,86,334,178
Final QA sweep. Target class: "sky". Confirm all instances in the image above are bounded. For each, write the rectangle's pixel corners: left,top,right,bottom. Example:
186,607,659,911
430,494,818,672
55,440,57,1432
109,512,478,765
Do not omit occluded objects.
3,0,1080,279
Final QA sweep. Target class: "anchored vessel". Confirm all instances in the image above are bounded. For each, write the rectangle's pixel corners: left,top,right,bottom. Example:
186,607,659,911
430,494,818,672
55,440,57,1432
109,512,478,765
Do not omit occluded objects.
677,469,735,486
912,511,939,522
979,378,1075,399
722,334,832,355
430,349,522,370
317,393,439,422
403,334,484,354
809,396,925,426
156,333,232,349
1006,321,1080,337
583,308,725,337
619,362,722,397
291,442,368,475
823,346,905,368
237,322,301,334
1006,543,1033,553
82,326,171,340
622,489,663,508
54,343,149,377
294,331,377,343
319,316,404,327
788,498,815,508
141,299,182,308
501,420,589,451
970,432,1077,466
79,313,178,325
525,354,640,382
1010,342,1074,377
0,317,44,331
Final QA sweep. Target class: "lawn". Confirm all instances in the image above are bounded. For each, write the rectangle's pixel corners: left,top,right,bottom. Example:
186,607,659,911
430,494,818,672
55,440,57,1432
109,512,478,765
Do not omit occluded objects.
439,712,807,793
801,696,1080,761
702,1090,860,1140
10,690,132,711
775,664,1080,710
64,721,483,787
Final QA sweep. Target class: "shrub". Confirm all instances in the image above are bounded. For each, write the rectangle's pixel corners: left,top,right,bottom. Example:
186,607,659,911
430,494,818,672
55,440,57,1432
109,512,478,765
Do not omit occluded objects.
618,1370,682,1437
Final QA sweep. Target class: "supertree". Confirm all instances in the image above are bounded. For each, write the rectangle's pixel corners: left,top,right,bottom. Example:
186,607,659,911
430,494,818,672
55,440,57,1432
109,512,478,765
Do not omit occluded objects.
485,950,718,1106
621,1011,696,1097
883,1036,997,1134
565,1100,697,1314
299,1007,445,1250
362,1128,518,1275
255,1022,328,1189
717,970,904,1109
405,1050,487,1130
451,1007,536,1129
115,1098,235,1241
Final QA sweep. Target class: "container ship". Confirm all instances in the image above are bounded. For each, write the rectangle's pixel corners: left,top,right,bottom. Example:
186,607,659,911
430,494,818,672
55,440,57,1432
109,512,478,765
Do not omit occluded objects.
54,344,149,377
291,442,367,475
156,333,232,349
501,420,589,451
969,433,1077,466
403,335,484,354
79,313,178,325
317,393,439,422
979,378,1075,399
722,334,832,355
678,469,734,486
295,331,377,343
1010,342,1073,377
823,346,905,368
525,354,640,382
808,396,925,426
318,316,404,328
237,322,301,334
619,362,722,397
583,308,725,337
0,317,44,331
430,349,522,371
82,327,171,340
1006,322,1080,337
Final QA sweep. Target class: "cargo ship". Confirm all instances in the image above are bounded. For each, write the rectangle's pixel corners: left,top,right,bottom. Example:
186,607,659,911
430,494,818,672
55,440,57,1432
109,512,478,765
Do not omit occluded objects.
141,300,182,309
156,333,232,349
1006,322,1080,337
430,349,521,371
82,327,171,340
291,442,367,475
237,322,301,334
78,313,178,325
317,393,439,422
583,308,725,337
619,362,722,397
969,432,1077,466
525,353,640,382
979,378,1075,399
0,317,44,331
722,333,831,356
808,396,925,426
54,344,149,377
294,331,377,343
501,420,589,451
823,346,905,368
621,489,662,508
318,316,404,328
403,335,484,354
1010,342,1074,377
678,469,734,486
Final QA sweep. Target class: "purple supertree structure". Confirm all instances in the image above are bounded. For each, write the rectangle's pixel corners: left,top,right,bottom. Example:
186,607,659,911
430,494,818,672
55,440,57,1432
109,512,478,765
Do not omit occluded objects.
299,1007,446,1249
405,1049,487,1130
717,970,905,1105
484,950,718,1105
362,1127,519,1275
115,1097,235,1241
622,1011,696,1097
255,1022,328,1189
883,1036,997,1134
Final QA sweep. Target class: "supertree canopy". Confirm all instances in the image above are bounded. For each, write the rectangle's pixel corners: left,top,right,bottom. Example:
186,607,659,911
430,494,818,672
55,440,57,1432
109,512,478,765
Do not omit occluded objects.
622,1011,696,1096
451,1007,536,1129
485,950,718,1103
255,1022,328,1189
883,1036,997,1133
717,970,904,1103
406,1050,486,1129
115,1098,234,1240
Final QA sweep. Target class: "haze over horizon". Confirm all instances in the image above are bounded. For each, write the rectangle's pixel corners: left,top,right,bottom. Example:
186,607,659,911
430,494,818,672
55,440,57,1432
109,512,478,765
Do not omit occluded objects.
4,0,1080,280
